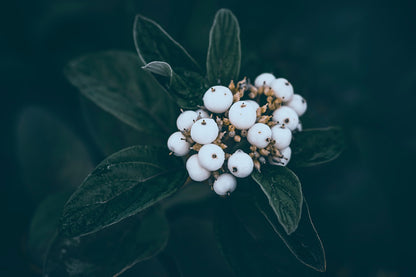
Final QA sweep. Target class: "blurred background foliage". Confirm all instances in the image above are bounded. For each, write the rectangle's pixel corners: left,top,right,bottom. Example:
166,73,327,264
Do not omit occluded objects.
1,0,415,276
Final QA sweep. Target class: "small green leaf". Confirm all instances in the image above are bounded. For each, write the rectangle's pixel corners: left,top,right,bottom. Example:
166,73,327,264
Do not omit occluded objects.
206,9,241,85
59,145,187,237
133,15,201,73
142,61,208,109
27,192,72,265
142,61,173,77
291,127,345,167
251,165,303,235
45,208,169,277
64,51,176,136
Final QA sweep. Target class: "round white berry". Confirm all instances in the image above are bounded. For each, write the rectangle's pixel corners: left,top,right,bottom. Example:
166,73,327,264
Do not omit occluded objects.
176,110,198,131
286,94,307,116
198,144,225,171
272,106,299,131
190,118,219,144
296,122,303,132
254,73,275,87
203,86,233,113
271,125,292,149
228,101,257,130
270,78,294,102
245,100,260,112
247,123,272,149
167,131,190,156
195,109,209,119
227,150,254,178
186,154,211,182
213,173,237,196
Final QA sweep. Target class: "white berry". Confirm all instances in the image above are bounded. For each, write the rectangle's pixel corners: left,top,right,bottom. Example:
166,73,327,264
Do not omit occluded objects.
296,122,303,132
203,86,233,113
271,125,292,149
271,78,294,102
245,100,260,112
213,173,237,196
272,106,299,131
167,131,190,156
198,144,225,171
286,94,307,116
195,109,209,119
228,150,254,178
254,73,275,87
186,154,211,182
190,118,219,144
247,123,272,149
228,101,257,130
176,110,198,131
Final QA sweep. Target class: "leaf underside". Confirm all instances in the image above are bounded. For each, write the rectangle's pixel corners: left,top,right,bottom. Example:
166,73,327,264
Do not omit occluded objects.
142,61,208,109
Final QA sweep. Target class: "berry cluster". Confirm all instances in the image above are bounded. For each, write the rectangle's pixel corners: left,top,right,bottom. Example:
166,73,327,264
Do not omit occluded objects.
167,73,307,196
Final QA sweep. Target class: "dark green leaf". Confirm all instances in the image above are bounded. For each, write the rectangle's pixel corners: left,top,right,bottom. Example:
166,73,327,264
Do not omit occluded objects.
133,15,201,73
214,201,281,277
251,165,303,235
162,181,212,210
17,107,93,201
45,208,169,277
27,192,72,265
59,145,187,237
142,61,208,109
226,181,326,272
133,16,208,108
80,98,169,156
254,196,326,272
291,127,345,167
64,51,176,136
206,9,241,85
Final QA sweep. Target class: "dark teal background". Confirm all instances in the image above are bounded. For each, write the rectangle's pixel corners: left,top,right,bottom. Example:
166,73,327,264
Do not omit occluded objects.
1,0,415,276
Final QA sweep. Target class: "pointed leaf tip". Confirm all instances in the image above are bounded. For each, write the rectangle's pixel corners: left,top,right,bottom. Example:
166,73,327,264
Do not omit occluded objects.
251,165,303,235
133,14,201,72
207,9,241,85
